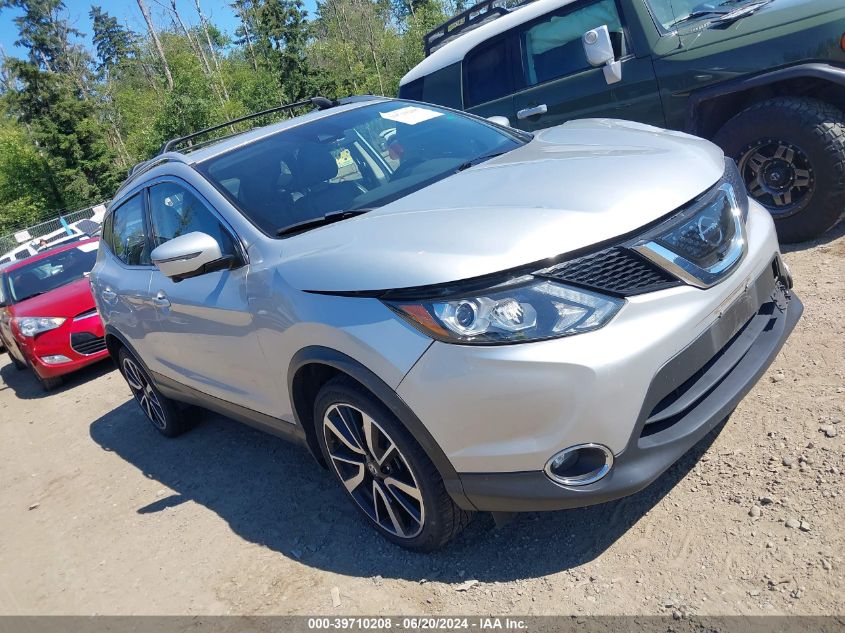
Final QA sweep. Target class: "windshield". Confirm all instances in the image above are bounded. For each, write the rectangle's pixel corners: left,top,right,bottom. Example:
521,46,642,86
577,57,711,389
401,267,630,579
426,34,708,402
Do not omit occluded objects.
7,242,98,303
196,101,526,236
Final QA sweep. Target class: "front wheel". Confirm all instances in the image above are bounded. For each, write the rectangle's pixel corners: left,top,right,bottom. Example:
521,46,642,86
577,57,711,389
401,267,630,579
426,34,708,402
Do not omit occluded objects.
714,97,845,243
315,376,472,551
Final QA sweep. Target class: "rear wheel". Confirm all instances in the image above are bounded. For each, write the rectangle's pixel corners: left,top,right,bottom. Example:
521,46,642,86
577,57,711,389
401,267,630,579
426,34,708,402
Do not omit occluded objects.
118,348,189,437
314,376,472,551
714,97,845,243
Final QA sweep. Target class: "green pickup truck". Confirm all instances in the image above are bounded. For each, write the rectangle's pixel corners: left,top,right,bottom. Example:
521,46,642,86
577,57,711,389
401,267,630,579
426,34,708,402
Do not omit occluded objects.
399,0,845,242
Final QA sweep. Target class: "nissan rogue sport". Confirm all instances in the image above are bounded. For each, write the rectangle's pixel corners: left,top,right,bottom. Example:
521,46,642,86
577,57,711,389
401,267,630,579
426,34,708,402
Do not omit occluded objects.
91,96,802,551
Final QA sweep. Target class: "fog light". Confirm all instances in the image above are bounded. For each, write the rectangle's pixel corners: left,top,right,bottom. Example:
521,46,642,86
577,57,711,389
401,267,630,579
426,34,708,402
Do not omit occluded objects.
544,443,614,487
41,354,71,365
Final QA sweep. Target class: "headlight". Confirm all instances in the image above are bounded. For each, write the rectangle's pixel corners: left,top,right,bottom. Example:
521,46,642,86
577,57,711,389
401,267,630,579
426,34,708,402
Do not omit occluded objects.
386,278,624,344
14,317,66,338
723,157,749,222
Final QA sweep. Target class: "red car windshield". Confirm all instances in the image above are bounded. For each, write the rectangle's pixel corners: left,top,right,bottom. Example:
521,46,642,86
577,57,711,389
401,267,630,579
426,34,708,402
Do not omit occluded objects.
6,244,98,303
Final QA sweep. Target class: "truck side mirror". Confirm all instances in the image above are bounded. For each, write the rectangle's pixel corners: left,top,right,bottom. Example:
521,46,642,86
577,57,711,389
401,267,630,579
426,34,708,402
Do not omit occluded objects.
582,25,622,85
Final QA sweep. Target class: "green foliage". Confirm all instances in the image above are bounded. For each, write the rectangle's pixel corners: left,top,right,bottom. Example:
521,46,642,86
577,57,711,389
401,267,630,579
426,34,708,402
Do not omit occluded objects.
90,5,136,73
0,119,57,233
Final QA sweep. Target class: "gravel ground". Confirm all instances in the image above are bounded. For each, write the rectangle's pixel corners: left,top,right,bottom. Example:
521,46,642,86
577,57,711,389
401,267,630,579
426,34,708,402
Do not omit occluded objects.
0,225,842,617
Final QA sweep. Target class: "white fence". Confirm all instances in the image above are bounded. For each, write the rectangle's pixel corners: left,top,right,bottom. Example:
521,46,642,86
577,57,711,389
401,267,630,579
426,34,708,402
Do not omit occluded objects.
0,204,107,257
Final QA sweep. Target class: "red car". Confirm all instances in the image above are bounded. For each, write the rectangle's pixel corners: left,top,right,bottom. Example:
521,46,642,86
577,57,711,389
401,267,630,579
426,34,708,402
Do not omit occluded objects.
0,238,108,390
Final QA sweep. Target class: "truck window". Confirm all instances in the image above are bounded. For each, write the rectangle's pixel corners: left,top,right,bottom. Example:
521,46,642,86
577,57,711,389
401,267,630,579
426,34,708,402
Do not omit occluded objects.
399,63,463,110
521,0,624,86
464,40,514,107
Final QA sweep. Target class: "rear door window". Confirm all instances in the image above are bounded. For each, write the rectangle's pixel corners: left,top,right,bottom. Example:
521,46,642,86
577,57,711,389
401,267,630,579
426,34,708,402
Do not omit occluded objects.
464,39,515,107
110,193,150,266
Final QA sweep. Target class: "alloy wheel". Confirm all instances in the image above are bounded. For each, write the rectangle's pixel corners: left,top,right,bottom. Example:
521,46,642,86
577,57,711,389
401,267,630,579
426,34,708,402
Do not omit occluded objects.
739,139,815,217
323,403,425,539
122,357,167,430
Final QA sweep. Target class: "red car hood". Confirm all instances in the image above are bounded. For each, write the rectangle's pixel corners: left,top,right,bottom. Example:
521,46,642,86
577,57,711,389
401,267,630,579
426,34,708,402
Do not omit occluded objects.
11,277,96,319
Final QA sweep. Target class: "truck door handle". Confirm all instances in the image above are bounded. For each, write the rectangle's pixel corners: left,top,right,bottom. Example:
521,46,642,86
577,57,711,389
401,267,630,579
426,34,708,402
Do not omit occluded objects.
153,291,171,309
101,288,117,304
517,104,548,119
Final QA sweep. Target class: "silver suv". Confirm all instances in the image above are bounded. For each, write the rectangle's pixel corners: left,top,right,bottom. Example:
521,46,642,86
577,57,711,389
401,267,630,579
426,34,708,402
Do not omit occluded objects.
91,96,802,551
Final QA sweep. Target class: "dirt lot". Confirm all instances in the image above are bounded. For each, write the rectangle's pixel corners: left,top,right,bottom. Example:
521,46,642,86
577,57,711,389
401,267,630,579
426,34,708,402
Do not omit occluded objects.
0,226,843,617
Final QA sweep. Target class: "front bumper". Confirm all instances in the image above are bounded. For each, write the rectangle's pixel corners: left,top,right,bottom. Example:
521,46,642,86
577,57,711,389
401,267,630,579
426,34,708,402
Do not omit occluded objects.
395,203,800,511
459,278,801,511
17,312,109,379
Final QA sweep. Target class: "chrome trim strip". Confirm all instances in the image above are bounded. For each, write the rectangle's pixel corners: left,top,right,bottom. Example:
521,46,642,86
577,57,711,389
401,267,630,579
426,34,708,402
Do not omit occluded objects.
73,310,99,322
544,443,614,488
632,183,747,289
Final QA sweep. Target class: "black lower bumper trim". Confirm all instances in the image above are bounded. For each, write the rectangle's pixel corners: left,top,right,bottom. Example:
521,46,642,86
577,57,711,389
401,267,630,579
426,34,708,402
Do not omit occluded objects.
458,284,803,513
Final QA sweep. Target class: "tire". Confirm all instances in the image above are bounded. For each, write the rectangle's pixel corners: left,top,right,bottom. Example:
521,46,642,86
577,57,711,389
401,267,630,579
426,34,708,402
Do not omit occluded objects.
314,376,472,551
713,97,845,243
117,347,189,437
10,353,26,371
36,373,63,391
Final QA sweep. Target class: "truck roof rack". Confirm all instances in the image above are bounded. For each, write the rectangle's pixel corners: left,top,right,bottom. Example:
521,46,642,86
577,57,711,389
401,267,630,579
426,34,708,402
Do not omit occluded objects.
158,96,337,155
423,0,534,57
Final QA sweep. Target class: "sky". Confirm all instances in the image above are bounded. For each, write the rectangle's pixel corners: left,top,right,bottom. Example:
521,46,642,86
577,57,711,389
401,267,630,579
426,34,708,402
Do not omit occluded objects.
0,0,318,60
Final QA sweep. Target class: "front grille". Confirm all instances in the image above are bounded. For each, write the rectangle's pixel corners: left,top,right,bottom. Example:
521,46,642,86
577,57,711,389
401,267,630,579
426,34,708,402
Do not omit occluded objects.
73,308,98,322
70,332,107,355
537,247,680,296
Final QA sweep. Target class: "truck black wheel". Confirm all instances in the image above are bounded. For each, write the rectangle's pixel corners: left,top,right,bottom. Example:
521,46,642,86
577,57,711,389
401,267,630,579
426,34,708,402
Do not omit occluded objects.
714,97,845,243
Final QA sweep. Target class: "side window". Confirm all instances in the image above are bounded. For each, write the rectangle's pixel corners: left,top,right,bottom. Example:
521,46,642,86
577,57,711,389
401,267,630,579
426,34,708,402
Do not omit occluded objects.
101,209,114,252
520,0,624,86
148,182,236,256
464,40,513,107
111,194,150,266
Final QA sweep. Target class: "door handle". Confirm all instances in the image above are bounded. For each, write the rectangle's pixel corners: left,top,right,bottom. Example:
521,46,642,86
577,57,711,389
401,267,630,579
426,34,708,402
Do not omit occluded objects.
517,104,548,120
153,291,171,309
101,288,117,304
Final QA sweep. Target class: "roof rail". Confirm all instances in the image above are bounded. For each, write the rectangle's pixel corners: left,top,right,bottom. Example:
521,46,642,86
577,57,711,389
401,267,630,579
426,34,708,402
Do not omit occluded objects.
423,0,533,57
158,96,337,155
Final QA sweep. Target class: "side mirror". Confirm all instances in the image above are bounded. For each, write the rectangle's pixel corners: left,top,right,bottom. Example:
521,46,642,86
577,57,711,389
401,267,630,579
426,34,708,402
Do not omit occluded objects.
487,115,512,127
151,232,233,281
582,25,622,85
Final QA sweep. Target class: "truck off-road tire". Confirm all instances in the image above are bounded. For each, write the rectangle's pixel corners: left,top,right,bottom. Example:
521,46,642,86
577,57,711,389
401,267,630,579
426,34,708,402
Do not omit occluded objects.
118,347,190,437
314,376,472,551
714,97,845,243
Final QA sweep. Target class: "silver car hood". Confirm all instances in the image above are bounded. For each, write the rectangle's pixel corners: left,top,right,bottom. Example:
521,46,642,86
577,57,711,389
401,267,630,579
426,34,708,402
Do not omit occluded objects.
278,119,725,293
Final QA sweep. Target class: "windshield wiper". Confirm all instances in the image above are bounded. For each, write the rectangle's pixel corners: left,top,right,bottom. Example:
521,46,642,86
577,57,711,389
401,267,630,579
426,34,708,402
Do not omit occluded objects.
276,209,371,237
711,0,771,23
455,151,507,173
667,9,729,28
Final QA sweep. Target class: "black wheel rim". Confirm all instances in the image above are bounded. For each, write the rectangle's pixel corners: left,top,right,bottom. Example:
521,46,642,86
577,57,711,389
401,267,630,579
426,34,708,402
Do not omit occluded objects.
122,357,167,430
738,139,815,218
323,403,425,539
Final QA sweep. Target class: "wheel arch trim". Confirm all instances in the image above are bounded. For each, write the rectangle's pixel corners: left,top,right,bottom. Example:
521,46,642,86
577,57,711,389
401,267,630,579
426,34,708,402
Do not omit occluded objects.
686,63,845,135
288,346,475,510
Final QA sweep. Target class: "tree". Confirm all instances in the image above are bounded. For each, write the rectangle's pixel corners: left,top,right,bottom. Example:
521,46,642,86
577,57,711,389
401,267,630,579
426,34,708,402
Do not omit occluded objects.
0,119,59,233
137,0,174,90
0,0,122,211
90,5,136,73
253,0,313,101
